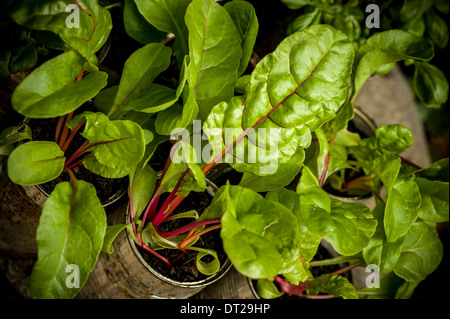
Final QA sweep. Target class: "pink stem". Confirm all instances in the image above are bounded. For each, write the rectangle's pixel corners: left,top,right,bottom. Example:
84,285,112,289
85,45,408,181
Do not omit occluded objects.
159,218,221,238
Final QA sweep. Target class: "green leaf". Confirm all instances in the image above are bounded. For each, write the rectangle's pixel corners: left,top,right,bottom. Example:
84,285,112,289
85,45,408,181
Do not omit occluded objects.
0,124,32,155
7,141,65,186
256,279,284,299
108,43,172,119
352,30,434,98
134,0,191,64
294,166,377,256
129,163,157,219
30,180,106,299
11,51,108,118
239,149,305,192
357,124,414,156
154,83,198,136
123,0,166,44
219,185,301,279
185,0,243,121
362,203,405,274
307,274,358,299
191,247,220,276
11,0,112,66
413,158,449,182
265,187,321,263
203,24,354,175
384,177,422,243
413,61,449,108
415,177,449,223
224,0,259,76
102,223,129,254
158,141,206,196
286,8,322,35
82,120,145,178
393,221,443,282
8,35,37,74
66,111,109,138
424,8,449,49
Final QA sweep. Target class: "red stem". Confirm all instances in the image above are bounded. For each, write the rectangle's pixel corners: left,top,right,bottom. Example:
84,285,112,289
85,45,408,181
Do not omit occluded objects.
140,244,172,267
159,218,221,238
61,119,87,152
179,224,222,250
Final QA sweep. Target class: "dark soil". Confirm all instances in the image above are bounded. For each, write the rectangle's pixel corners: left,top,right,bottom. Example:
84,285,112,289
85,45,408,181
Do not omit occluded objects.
27,104,128,205
137,189,228,283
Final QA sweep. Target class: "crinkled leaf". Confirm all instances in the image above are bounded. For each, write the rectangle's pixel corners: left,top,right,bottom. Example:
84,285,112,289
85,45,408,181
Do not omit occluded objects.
30,180,106,299
185,0,243,121
352,30,434,98
203,24,354,175
82,120,145,178
11,51,108,118
393,221,443,282
295,166,377,256
219,185,300,279
357,124,414,156
7,141,65,186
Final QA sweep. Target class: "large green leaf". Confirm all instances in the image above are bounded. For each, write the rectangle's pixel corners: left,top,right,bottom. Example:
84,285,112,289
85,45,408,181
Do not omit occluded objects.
30,180,106,299
82,120,145,178
7,141,65,186
296,166,377,256
11,50,107,118
11,0,112,66
108,43,172,119
185,0,243,121
203,24,354,175
352,29,434,98
219,185,301,279
393,221,443,282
